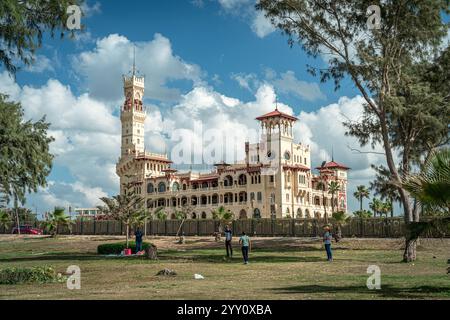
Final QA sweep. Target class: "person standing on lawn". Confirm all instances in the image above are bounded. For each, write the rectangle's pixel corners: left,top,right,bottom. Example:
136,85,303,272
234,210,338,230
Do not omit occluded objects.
135,228,143,253
224,225,233,258
239,232,251,264
323,226,333,262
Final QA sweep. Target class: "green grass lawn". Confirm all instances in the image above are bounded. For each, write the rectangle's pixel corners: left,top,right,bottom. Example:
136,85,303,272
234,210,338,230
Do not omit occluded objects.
0,235,449,300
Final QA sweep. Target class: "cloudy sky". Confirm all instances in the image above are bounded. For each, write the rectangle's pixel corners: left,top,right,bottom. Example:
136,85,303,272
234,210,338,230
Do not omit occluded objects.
1,0,425,216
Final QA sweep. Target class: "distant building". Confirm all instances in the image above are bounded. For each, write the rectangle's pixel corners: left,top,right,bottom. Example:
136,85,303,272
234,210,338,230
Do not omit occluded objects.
116,64,350,219
72,208,101,220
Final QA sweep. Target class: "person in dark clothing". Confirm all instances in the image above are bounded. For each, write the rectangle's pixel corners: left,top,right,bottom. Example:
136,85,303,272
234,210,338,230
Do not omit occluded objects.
135,228,143,253
224,225,233,258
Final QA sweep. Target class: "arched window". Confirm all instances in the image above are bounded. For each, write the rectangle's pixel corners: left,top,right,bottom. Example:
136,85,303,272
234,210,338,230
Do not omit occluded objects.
296,208,303,218
238,174,247,185
253,208,261,219
305,209,311,218
224,175,233,187
314,196,320,206
192,212,197,219
239,209,247,219
158,182,166,193
172,182,180,192
201,212,207,219
147,183,154,193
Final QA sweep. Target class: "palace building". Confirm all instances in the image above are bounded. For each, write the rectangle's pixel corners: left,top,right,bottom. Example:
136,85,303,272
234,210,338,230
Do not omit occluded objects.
116,66,350,219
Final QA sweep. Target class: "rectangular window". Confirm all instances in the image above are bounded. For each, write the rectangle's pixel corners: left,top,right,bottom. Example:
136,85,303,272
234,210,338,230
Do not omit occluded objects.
270,175,274,183
257,192,262,201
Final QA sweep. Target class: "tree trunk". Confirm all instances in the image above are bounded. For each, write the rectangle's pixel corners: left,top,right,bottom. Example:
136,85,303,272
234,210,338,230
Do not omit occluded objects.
14,198,20,235
359,197,363,212
126,222,129,249
403,238,417,262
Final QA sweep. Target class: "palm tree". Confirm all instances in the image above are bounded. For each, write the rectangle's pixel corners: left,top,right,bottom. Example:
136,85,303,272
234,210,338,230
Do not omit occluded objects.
332,211,350,242
211,206,234,235
353,210,372,218
41,207,72,237
328,181,340,214
316,180,328,223
0,210,12,233
370,165,401,217
400,148,450,262
353,185,370,212
98,179,145,249
369,198,383,218
402,148,450,214
379,201,392,218
154,207,167,221
211,206,234,220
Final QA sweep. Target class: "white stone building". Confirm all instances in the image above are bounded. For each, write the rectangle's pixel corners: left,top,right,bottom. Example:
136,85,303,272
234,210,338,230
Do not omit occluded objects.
116,67,350,219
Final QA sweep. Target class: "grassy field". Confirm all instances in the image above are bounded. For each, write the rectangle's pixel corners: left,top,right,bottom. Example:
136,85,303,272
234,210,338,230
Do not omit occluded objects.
0,235,449,300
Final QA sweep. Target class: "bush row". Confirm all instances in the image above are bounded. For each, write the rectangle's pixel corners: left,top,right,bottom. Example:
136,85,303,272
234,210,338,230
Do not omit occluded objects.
97,242,151,255
0,266,62,285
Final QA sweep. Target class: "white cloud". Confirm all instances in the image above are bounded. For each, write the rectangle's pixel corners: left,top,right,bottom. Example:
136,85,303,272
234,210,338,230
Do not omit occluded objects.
251,11,276,38
73,33,204,103
272,70,326,101
231,70,326,102
0,72,120,212
25,55,55,73
216,0,276,38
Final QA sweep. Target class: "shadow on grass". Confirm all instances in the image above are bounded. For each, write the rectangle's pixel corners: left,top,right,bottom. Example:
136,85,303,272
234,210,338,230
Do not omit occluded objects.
0,252,150,263
271,284,450,299
159,252,324,263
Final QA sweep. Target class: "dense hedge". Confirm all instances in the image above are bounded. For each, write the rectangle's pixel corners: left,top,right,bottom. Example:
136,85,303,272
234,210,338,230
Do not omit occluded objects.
0,266,62,285
97,242,151,255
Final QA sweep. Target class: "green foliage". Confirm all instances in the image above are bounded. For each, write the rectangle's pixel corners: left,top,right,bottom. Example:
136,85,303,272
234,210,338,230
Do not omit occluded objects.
0,209,11,230
97,242,151,255
353,210,373,218
0,95,54,206
353,185,370,211
0,266,62,285
98,178,145,247
369,198,384,217
41,207,73,236
174,210,186,220
154,207,167,221
328,181,340,213
332,211,350,224
211,206,234,220
0,0,84,74
402,148,450,214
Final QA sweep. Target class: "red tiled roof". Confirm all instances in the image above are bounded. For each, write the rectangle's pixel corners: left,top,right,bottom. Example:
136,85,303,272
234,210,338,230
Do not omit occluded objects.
316,161,350,170
283,164,310,171
256,109,298,121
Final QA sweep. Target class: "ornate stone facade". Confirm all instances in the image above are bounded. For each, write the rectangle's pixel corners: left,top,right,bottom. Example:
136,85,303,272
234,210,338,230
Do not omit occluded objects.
116,68,349,219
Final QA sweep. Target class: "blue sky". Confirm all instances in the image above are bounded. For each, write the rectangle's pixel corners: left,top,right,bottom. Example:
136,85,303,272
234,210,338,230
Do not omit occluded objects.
2,0,448,217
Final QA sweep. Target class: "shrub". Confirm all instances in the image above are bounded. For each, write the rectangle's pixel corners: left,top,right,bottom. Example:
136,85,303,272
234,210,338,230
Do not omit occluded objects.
0,266,62,285
97,242,151,255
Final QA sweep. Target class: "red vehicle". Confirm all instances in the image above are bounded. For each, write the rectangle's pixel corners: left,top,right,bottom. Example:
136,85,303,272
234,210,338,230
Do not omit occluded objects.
12,225,43,235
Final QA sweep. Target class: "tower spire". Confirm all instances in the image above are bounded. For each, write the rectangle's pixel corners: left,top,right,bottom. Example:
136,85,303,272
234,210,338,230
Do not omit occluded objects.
331,146,334,162
275,96,278,111
132,45,136,76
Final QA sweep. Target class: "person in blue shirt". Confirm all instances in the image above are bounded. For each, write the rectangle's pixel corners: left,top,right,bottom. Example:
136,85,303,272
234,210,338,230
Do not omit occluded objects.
239,232,251,264
224,225,233,258
323,226,333,261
